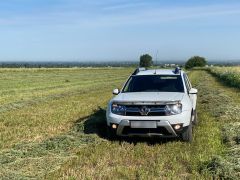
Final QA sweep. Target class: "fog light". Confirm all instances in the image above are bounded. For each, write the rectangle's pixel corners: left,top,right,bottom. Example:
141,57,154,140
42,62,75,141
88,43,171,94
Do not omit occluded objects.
112,124,117,129
174,124,181,130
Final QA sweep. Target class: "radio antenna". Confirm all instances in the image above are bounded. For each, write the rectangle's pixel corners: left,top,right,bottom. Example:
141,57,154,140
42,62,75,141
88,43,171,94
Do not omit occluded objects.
154,50,158,74
155,50,158,67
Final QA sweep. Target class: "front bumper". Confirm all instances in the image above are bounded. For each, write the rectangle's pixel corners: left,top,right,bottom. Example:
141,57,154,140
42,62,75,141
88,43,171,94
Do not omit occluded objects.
106,111,191,137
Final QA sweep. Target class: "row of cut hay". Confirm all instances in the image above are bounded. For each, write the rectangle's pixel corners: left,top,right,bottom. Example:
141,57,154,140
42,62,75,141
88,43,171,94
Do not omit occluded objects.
207,67,240,88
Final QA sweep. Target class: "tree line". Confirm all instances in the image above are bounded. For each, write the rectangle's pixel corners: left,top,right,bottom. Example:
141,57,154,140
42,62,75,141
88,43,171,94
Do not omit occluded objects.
139,54,207,69
0,61,139,68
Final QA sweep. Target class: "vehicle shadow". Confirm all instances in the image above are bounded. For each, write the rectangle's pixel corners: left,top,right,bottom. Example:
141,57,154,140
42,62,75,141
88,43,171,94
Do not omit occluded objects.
76,107,178,146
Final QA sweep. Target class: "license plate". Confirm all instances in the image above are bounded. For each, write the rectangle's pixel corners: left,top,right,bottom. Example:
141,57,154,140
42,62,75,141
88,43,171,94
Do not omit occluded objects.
130,121,157,128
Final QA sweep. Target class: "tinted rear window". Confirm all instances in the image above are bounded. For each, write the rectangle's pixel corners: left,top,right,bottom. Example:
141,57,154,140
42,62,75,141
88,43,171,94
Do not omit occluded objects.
123,75,184,93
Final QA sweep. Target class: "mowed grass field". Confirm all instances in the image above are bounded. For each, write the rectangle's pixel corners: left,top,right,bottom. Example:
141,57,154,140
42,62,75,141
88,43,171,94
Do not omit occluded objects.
0,67,239,179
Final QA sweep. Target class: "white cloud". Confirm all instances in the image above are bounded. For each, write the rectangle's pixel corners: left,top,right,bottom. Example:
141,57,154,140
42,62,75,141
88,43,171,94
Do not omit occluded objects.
1,2,240,27
74,3,240,27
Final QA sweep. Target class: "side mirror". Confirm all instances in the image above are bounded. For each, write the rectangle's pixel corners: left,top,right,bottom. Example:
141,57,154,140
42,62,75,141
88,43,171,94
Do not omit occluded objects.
189,88,198,94
113,89,120,95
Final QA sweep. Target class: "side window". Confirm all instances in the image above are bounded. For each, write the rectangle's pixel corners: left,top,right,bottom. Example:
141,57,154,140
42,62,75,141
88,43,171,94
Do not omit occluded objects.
183,74,191,91
185,74,192,89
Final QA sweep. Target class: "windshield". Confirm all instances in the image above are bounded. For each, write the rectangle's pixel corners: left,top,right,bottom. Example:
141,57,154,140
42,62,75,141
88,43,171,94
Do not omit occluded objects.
123,75,184,93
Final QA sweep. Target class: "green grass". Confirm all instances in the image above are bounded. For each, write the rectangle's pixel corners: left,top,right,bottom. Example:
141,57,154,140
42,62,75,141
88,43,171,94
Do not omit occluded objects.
0,68,239,179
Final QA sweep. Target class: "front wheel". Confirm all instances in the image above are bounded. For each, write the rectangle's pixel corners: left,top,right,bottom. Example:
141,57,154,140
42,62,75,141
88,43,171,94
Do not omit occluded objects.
181,123,193,142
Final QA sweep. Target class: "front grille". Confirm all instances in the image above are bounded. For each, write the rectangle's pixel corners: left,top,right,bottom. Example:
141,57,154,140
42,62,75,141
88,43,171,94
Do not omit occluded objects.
125,105,167,116
122,127,171,135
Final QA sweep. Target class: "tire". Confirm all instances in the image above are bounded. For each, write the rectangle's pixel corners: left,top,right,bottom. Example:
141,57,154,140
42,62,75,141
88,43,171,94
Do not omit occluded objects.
181,123,193,143
192,110,198,126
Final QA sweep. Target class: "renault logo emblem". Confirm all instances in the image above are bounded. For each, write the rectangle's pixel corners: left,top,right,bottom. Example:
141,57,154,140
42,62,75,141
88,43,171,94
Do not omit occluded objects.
139,106,150,116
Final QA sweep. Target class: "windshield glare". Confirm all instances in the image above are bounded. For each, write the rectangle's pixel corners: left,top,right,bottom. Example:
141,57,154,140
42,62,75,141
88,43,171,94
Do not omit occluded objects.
123,75,184,93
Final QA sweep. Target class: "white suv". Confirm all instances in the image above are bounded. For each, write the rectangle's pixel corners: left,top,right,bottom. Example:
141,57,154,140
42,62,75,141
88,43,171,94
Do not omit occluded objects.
106,68,198,142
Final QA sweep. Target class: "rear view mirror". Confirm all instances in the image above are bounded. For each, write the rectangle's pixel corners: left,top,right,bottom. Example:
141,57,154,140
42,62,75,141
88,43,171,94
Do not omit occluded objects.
189,88,198,94
113,89,120,95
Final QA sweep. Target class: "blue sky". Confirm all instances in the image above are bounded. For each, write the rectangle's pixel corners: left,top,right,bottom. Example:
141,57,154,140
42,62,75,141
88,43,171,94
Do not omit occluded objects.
0,0,240,62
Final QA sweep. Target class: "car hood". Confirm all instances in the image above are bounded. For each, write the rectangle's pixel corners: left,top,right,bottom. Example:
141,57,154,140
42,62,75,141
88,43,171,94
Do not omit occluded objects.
112,92,184,103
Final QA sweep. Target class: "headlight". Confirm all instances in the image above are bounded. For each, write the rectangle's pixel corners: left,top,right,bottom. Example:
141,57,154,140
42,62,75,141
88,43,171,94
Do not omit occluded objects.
111,103,126,115
165,103,182,115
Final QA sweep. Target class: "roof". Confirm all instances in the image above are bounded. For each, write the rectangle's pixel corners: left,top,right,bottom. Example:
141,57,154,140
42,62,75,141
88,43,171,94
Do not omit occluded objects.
135,69,184,76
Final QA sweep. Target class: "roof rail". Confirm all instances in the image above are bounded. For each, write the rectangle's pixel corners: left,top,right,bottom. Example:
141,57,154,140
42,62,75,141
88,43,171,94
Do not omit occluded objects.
132,67,146,75
173,67,181,74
